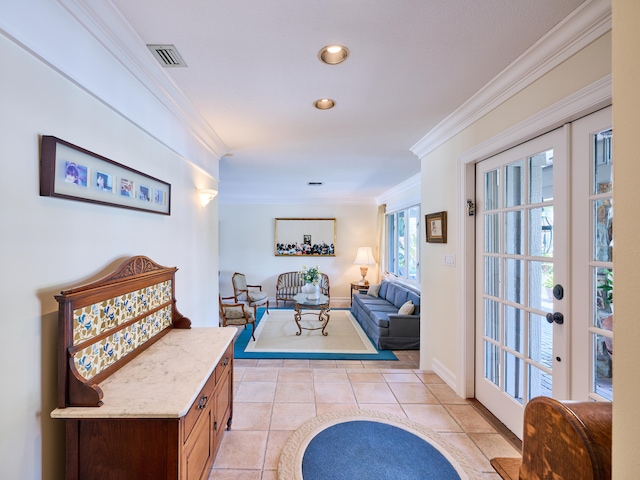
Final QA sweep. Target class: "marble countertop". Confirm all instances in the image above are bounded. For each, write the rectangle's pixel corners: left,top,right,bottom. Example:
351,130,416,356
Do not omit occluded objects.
51,327,235,419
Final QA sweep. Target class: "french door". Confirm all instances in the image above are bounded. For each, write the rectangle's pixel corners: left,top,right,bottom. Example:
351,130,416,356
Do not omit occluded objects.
475,128,568,438
570,107,613,402
475,108,613,438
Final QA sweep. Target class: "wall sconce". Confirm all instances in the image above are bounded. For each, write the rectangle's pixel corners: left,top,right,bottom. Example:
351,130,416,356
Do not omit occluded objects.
353,246,376,285
198,188,218,206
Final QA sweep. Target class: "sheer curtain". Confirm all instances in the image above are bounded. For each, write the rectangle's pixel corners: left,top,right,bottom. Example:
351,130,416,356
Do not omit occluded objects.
375,203,386,282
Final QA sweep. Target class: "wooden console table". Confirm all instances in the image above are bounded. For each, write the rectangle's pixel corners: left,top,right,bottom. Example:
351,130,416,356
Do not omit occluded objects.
350,282,369,306
51,256,235,480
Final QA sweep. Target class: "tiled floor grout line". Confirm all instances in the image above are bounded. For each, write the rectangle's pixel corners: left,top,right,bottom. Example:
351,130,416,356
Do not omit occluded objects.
215,351,517,479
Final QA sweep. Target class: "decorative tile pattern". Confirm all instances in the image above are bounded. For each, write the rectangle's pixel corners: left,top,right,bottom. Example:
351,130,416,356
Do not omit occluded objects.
71,280,173,381
73,304,173,381
72,280,172,344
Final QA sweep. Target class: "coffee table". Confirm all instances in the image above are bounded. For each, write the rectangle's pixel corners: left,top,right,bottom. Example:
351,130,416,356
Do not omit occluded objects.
292,293,330,336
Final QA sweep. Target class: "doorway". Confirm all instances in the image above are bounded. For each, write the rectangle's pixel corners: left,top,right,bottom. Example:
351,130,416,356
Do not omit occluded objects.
473,107,612,438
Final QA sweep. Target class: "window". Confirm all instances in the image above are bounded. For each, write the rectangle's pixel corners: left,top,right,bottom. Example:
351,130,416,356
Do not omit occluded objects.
386,205,420,283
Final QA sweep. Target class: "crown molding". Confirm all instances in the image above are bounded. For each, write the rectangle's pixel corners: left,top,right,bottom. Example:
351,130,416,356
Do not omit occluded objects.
459,74,611,165
375,173,421,209
410,0,611,159
58,0,227,158
56,0,228,170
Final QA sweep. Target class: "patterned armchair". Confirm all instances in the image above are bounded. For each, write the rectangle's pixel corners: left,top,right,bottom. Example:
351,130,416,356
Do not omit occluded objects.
276,271,330,307
219,295,255,340
231,272,269,316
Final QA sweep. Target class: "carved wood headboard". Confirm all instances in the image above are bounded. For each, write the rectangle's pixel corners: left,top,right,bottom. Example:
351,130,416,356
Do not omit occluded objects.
55,256,191,408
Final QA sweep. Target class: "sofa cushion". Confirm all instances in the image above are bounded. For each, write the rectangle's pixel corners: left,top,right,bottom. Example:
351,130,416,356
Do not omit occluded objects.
398,301,415,315
392,288,409,308
356,296,391,306
378,281,389,299
367,283,381,297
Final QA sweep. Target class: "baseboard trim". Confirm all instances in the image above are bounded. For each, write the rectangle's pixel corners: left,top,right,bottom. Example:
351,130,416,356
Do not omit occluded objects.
431,358,457,391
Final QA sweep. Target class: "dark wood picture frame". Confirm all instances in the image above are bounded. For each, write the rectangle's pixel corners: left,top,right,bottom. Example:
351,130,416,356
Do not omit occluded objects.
426,211,447,243
40,135,171,215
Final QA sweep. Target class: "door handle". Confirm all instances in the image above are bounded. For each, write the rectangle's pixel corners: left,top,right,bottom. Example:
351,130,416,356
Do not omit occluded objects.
546,312,564,325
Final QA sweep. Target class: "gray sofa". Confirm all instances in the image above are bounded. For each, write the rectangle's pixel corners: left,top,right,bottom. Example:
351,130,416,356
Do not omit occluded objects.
350,280,420,350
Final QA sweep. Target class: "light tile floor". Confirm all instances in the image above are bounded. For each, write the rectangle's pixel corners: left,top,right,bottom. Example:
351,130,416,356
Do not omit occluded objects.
208,350,520,479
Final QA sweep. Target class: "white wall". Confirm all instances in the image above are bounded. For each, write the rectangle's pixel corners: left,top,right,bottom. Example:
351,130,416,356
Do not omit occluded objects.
0,33,219,480
219,203,378,303
612,0,640,476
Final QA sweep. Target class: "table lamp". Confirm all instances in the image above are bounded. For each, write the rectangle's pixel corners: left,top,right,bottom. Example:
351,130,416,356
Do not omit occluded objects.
354,247,375,284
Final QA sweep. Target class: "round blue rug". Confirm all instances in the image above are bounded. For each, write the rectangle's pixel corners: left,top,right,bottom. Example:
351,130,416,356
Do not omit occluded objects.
301,420,461,480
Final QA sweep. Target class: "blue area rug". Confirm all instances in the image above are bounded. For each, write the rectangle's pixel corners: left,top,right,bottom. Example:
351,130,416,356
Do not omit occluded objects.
302,420,461,480
234,308,397,361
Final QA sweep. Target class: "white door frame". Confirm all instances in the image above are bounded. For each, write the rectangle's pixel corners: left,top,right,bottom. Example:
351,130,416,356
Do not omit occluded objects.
455,76,611,399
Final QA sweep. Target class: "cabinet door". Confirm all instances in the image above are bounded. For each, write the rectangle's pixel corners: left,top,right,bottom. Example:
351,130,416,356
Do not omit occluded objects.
184,405,214,480
213,366,232,453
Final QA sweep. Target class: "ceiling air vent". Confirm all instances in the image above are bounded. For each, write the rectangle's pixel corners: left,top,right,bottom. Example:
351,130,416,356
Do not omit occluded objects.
147,44,187,67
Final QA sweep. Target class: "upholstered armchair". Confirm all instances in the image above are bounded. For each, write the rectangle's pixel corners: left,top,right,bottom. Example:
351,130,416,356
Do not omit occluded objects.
219,295,256,341
276,272,330,307
231,272,269,316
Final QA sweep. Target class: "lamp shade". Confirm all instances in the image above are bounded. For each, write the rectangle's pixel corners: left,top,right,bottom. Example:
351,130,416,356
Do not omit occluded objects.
353,247,375,265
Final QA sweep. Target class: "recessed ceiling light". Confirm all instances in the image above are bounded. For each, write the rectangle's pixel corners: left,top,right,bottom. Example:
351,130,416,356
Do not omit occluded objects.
314,98,335,110
318,45,349,65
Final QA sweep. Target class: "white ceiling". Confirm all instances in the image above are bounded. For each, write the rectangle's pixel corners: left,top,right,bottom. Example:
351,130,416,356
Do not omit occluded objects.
109,0,585,203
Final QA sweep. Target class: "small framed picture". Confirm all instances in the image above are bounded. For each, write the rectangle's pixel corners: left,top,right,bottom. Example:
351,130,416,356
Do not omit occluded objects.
120,179,135,198
426,211,447,243
303,234,312,245
138,185,151,202
154,189,165,205
95,171,113,193
64,161,88,187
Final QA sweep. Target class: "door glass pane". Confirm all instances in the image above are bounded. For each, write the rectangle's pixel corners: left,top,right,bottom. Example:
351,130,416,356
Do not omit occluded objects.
529,207,553,257
506,160,524,207
387,215,396,273
529,150,553,204
528,364,552,400
485,169,500,210
485,341,500,386
505,306,524,353
484,257,500,297
594,267,613,327
485,299,500,341
529,261,553,313
593,332,613,400
528,313,553,369
407,206,419,280
505,210,523,254
505,352,524,403
485,213,500,253
594,200,613,262
594,129,613,195
397,211,405,276
505,259,524,305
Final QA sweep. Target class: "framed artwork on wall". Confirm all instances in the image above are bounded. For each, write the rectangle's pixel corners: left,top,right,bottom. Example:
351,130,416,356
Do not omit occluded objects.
426,211,447,243
40,135,171,215
274,218,336,256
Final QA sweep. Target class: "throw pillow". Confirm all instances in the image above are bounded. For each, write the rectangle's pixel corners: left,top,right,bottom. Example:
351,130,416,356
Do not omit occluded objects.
367,284,381,297
398,300,415,315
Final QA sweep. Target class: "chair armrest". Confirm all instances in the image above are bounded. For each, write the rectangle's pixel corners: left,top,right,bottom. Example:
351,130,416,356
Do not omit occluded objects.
247,284,263,290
